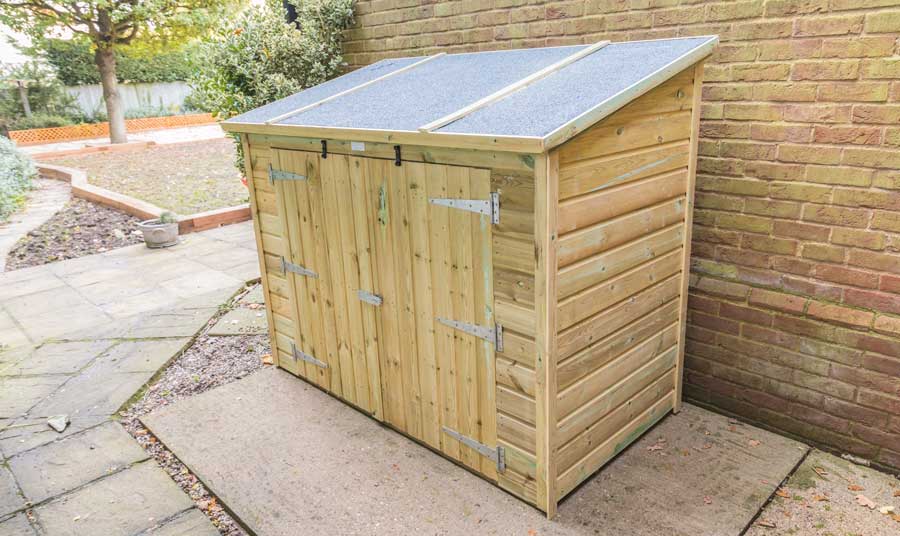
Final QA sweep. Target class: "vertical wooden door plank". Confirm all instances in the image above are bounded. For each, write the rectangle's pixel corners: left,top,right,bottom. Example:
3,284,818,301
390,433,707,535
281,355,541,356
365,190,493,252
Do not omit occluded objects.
447,165,479,472
349,156,384,418
425,164,459,460
371,158,406,431
675,62,704,412
470,167,498,480
405,161,441,449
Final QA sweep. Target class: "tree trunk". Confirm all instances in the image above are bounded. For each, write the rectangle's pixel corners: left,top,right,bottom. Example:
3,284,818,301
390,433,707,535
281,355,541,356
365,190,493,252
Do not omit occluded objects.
94,47,127,144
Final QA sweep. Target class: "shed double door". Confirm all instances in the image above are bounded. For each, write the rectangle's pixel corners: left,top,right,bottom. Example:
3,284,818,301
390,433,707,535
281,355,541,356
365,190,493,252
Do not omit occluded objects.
271,148,500,480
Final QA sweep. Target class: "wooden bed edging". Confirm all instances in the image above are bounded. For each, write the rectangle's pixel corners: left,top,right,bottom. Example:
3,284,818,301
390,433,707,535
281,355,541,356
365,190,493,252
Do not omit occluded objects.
36,162,251,234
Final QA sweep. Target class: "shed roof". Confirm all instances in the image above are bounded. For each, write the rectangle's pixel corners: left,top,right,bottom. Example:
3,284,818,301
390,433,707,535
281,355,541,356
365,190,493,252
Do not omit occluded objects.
223,35,718,153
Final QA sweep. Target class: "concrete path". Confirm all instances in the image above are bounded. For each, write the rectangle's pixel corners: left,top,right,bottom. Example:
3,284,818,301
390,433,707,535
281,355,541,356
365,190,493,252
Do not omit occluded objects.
142,367,810,536
0,179,71,272
0,221,258,535
18,124,226,156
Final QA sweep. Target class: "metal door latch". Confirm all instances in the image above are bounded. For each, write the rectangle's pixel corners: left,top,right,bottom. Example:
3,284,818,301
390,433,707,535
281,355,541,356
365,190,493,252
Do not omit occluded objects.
429,192,500,224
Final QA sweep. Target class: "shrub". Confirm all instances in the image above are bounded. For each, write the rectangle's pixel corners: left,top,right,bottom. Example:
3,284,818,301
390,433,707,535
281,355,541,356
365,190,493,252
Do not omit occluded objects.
0,136,37,221
7,113,76,130
0,62,82,127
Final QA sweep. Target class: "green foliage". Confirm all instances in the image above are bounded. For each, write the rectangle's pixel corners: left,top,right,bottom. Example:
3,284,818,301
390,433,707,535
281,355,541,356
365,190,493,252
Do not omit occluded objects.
35,38,201,86
159,211,178,224
187,0,355,120
0,62,82,130
0,137,37,221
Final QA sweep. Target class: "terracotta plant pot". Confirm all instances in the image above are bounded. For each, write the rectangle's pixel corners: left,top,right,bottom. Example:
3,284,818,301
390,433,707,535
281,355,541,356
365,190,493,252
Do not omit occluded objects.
138,218,179,248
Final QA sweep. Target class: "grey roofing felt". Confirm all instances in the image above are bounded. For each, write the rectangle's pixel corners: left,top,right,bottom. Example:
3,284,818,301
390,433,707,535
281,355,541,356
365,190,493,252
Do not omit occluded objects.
439,37,716,137
226,36,716,139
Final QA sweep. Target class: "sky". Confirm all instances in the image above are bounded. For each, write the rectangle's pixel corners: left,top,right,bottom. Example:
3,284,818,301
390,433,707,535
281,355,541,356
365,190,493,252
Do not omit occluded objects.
0,24,30,66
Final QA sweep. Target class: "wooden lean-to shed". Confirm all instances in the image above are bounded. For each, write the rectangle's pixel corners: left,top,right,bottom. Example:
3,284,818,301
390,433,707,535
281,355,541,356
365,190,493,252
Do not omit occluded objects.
223,35,717,517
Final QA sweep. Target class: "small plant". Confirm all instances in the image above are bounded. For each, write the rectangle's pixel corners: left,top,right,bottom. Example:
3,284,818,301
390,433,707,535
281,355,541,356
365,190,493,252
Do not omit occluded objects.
0,136,37,221
159,211,178,224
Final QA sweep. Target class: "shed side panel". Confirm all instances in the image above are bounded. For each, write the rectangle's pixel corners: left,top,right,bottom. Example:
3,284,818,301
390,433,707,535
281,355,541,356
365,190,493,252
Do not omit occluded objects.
552,65,700,500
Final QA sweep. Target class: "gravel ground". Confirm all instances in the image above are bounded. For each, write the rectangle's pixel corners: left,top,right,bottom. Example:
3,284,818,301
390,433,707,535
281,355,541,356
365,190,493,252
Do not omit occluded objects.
5,198,143,270
46,138,246,215
121,286,271,536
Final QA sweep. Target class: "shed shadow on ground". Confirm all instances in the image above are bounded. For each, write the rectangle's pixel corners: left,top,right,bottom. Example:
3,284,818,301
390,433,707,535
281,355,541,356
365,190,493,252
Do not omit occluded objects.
142,367,808,536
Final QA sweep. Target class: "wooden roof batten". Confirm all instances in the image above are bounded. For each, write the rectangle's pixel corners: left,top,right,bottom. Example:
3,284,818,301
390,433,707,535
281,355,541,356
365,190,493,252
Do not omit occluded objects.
417,40,611,133
265,52,447,125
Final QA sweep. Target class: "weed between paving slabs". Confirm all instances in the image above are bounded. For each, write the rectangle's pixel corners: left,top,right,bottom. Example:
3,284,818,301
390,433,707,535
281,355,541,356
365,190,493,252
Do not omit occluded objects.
119,284,270,536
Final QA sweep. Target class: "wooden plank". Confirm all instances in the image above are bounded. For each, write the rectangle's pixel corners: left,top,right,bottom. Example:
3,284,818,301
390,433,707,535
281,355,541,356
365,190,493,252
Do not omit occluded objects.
259,233,282,257
350,156,384,419
497,414,537,456
425,162,458,459
675,62,705,413
556,393,673,499
558,300,680,391
419,41,610,132
558,248,683,330
557,328,678,419
557,274,680,360
557,224,684,299
493,235,533,274
241,136,280,368
495,300,536,335
557,370,675,473
492,168,536,242
470,166,498,480
268,53,446,124
543,40,716,150
534,151,559,517
558,110,692,166
558,168,688,234
496,356,535,398
497,330,536,368
558,141,689,201
497,385,536,425
558,196,686,268
494,269,535,309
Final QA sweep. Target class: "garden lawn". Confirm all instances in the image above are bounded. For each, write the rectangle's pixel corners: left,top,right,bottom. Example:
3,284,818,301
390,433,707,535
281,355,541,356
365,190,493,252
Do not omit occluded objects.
47,138,246,215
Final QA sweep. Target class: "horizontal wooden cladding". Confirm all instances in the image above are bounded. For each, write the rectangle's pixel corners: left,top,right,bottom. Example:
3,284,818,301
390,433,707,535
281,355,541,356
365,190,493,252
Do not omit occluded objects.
556,387,673,499
558,141,689,202
558,274,681,360
557,223,684,300
557,323,678,419
558,168,688,234
498,442,538,503
558,299,679,391
558,196,685,268
559,110,691,168
558,248,682,330
557,369,676,473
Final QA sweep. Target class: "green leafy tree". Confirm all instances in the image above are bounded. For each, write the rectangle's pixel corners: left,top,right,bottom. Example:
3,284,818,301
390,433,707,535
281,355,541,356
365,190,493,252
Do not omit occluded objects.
187,0,354,120
0,61,82,130
0,0,237,143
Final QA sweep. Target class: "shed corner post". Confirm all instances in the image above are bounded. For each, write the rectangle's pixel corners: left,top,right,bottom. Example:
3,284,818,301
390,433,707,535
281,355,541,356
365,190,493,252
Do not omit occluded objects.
534,150,560,517
674,60,705,414
240,132,281,369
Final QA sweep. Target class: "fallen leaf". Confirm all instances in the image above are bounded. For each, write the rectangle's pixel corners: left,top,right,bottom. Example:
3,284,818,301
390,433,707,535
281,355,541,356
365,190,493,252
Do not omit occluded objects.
848,484,865,492
775,489,791,499
703,496,712,505
261,353,274,365
702,443,713,449
528,530,538,536
879,506,895,515
748,439,761,447
855,494,876,510
812,494,829,502
813,467,828,477
756,520,776,528
894,490,900,497
647,444,664,452
891,513,900,523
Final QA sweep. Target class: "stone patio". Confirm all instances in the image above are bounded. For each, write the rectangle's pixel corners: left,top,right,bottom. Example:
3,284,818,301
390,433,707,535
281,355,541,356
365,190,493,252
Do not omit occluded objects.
0,221,258,535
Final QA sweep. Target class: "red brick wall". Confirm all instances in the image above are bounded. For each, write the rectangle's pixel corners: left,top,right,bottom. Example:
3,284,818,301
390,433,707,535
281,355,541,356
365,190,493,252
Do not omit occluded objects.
343,0,900,471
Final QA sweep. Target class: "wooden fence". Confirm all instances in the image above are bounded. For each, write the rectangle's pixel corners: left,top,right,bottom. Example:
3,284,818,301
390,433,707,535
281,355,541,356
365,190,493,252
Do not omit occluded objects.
9,113,216,145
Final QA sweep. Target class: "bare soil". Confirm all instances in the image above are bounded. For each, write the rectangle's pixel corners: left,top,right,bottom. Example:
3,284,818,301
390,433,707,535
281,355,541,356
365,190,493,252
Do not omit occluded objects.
5,198,143,271
120,285,270,536
46,139,246,215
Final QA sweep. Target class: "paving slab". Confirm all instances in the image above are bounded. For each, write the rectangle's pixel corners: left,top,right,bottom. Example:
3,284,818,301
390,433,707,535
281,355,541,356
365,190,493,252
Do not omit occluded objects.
28,368,154,419
97,338,191,374
33,461,194,536
0,466,25,517
207,307,267,336
9,422,149,504
143,368,808,536
145,508,220,536
0,340,114,377
747,449,900,535
239,284,264,305
0,513,35,536
0,416,107,459
0,376,69,419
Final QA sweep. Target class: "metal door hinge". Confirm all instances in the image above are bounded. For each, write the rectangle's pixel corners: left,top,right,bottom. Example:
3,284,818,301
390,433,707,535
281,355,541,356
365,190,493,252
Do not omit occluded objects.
268,164,307,184
281,257,318,278
357,289,383,306
290,342,328,368
436,318,503,352
442,426,505,472
429,192,500,224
